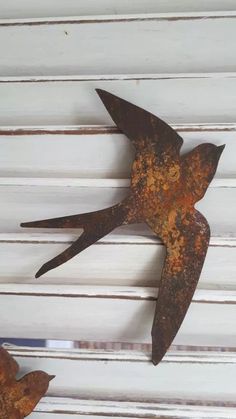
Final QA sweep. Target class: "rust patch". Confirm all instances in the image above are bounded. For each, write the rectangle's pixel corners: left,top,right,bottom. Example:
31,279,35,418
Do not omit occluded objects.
21,90,224,366
0,346,54,418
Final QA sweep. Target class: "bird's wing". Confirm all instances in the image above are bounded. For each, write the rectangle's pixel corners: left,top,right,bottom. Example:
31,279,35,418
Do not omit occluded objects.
96,89,183,153
0,347,19,385
146,209,210,365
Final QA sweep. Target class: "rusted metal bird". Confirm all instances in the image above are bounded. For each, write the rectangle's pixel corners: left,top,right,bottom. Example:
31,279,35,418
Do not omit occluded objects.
0,346,54,418
21,90,224,365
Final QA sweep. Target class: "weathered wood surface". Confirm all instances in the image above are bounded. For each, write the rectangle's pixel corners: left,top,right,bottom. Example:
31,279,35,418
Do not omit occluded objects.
0,76,236,125
7,347,236,404
1,2,235,416
1,13,236,76
0,124,234,178
0,285,235,346
1,184,235,236
0,237,235,289
2,1,236,18
31,396,236,418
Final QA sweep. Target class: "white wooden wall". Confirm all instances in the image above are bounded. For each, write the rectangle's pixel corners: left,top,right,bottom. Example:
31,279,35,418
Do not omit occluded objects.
0,1,236,418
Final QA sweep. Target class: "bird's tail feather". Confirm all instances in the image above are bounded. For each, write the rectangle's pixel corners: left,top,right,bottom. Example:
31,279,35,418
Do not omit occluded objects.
31,202,131,278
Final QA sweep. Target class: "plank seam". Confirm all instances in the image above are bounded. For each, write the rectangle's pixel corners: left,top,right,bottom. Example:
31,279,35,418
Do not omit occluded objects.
0,177,234,188
1,123,236,135
0,234,234,246
34,396,236,417
0,292,235,304
1,11,236,26
1,72,236,83
0,286,235,304
7,346,236,364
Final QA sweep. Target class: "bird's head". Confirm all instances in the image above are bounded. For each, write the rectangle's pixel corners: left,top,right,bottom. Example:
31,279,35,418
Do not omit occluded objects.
182,143,225,203
15,371,55,417
19,370,55,394
196,142,225,179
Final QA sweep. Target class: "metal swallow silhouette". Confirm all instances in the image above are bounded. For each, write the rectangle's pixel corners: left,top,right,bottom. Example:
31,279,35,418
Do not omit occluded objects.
21,89,224,365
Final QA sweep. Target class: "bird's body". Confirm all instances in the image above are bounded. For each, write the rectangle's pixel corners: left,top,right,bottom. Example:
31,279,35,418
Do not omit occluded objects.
21,90,224,365
127,140,223,223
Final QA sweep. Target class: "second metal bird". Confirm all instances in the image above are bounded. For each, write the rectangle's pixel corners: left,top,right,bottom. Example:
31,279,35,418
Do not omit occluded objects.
21,90,225,365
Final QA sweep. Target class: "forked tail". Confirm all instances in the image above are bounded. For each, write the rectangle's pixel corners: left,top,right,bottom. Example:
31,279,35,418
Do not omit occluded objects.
21,201,132,278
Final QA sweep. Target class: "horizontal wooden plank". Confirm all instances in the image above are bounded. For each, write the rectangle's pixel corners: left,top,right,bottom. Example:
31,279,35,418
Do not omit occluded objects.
2,1,236,19
1,184,235,237
31,397,236,418
1,75,236,125
0,15,236,76
0,124,234,179
0,238,236,289
8,347,236,403
0,285,235,345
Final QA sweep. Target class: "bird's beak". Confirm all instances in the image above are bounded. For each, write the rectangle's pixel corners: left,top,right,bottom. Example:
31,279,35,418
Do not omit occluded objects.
215,144,225,162
217,144,225,155
49,375,56,381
